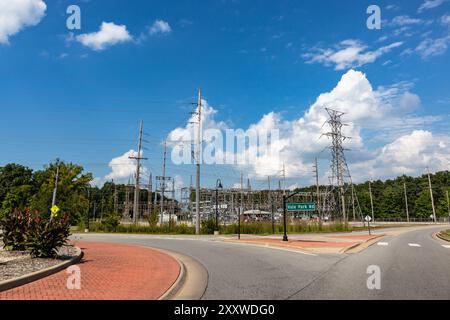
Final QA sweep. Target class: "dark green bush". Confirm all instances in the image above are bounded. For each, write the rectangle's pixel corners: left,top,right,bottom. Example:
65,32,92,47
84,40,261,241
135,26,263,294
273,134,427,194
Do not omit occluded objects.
101,212,121,232
201,218,216,234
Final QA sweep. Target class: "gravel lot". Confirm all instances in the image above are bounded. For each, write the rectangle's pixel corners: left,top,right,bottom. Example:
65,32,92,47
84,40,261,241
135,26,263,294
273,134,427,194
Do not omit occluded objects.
0,244,79,282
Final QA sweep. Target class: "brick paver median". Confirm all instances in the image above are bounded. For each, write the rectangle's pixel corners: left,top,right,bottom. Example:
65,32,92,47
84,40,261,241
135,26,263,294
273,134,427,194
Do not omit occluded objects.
0,241,180,300
226,234,382,253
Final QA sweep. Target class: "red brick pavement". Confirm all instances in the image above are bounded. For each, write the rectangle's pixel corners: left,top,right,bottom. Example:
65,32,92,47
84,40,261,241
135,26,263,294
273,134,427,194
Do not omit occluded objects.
0,241,180,300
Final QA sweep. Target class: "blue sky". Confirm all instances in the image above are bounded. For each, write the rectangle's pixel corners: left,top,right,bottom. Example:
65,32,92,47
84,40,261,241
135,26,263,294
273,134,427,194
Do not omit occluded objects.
0,0,449,190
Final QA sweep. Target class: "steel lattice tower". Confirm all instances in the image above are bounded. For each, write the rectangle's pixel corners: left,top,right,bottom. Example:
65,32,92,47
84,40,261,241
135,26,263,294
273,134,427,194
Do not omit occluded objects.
323,108,352,222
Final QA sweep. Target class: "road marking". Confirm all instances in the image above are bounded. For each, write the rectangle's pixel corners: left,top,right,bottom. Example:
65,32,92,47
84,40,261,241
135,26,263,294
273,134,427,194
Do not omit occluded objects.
442,245,450,249
377,242,389,246
219,241,318,256
408,243,421,247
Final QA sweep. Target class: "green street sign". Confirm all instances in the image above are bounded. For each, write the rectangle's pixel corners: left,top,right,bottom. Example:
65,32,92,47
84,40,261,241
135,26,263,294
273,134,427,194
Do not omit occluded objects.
286,203,316,212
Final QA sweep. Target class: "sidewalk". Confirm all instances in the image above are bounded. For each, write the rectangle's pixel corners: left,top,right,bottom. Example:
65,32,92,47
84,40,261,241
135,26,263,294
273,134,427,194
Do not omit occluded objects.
0,241,180,300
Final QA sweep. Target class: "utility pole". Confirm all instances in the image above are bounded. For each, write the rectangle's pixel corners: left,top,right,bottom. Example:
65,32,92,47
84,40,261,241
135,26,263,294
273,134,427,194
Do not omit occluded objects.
314,157,321,222
351,184,355,222
160,141,167,225
369,181,375,223
195,88,202,235
113,181,118,214
239,172,243,240
268,176,274,234
170,179,175,231
427,168,437,223
51,160,60,207
189,175,193,222
125,178,130,219
446,190,450,223
130,121,147,223
403,180,410,223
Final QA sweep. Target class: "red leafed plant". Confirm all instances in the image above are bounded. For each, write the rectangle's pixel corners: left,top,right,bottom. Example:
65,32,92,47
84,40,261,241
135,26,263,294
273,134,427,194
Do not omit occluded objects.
0,209,71,258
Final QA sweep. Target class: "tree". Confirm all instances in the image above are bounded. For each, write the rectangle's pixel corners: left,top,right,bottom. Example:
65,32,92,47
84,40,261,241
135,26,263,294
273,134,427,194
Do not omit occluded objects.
413,189,433,219
30,161,92,223
0,164,33,202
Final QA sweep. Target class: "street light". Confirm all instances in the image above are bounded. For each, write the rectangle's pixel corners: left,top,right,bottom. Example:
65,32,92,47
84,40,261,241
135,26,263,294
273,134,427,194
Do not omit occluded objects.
215,179,223,231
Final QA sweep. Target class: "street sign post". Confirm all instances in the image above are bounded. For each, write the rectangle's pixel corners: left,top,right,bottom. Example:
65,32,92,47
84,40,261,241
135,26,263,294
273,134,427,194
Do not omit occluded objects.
286,203,316,212
365,215,372,235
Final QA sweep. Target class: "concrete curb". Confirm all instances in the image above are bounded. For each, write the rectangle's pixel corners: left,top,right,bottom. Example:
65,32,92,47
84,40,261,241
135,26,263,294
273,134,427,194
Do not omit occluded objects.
137,246,208,300
0,246,83,293
342,234,385,254
161,249,208,300
434,232,450,242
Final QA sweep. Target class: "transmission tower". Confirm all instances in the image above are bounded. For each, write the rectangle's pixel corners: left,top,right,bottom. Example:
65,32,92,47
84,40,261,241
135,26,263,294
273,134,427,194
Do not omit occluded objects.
322,108,354,222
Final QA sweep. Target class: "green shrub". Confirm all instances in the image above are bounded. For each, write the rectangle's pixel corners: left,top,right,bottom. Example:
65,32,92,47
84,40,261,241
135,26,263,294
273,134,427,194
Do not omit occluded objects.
201,218,216,234
101,212,121,232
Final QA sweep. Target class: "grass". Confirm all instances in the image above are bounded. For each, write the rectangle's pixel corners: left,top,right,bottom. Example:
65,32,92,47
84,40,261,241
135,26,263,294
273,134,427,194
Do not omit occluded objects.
75,220,353,235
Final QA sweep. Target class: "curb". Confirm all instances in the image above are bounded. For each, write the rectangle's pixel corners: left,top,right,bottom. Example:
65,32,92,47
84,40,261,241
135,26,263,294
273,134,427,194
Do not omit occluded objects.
434,232,450,242
0,246,83,293
157,249,186,301
342,234,385,254
136,246,208,300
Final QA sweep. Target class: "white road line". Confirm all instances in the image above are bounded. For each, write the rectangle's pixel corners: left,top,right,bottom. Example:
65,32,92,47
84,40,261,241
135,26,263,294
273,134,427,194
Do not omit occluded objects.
219,241,318,256
442,245,450,249
408,243,421,247
377,242,389,246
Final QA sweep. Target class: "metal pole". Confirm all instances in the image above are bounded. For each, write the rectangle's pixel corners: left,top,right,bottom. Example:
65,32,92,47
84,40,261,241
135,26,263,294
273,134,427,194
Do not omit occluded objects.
195,88,202,235
446,190,450,223
160,141,167,225
132,120,144,224
215,187,219,230
52,161,60,207
283,195,288,241
239,172,243,240
314,157,321,223
403,180,410,223
427,168,437,223
369,181,375,222
268,176,274,234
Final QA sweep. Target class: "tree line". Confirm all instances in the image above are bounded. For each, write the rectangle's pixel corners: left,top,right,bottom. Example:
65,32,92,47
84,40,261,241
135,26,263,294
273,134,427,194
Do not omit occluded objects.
0,161,449,223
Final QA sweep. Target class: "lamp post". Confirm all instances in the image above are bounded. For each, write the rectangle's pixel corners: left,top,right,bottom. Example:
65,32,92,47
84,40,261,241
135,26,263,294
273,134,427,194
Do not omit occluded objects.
215,179,223,231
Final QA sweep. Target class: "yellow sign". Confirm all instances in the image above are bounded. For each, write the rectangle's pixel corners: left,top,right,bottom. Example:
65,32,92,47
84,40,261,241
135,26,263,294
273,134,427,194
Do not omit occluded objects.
51,205,60,215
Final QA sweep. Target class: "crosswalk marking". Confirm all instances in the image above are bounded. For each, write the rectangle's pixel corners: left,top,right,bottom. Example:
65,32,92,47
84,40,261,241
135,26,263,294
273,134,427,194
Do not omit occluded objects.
442,245,450,249
408,243,421,247
377,242,389,246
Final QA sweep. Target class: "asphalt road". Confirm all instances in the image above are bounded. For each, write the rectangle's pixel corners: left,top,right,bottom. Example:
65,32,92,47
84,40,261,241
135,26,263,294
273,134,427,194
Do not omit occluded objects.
74,226,450,300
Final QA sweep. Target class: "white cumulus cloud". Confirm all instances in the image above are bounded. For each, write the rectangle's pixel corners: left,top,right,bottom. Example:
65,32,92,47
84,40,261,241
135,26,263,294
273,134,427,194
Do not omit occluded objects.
148,19,172,35
418,0,446,12
303,40,403,70
76,22,132,51
166,70,439,183
0,0,47,44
